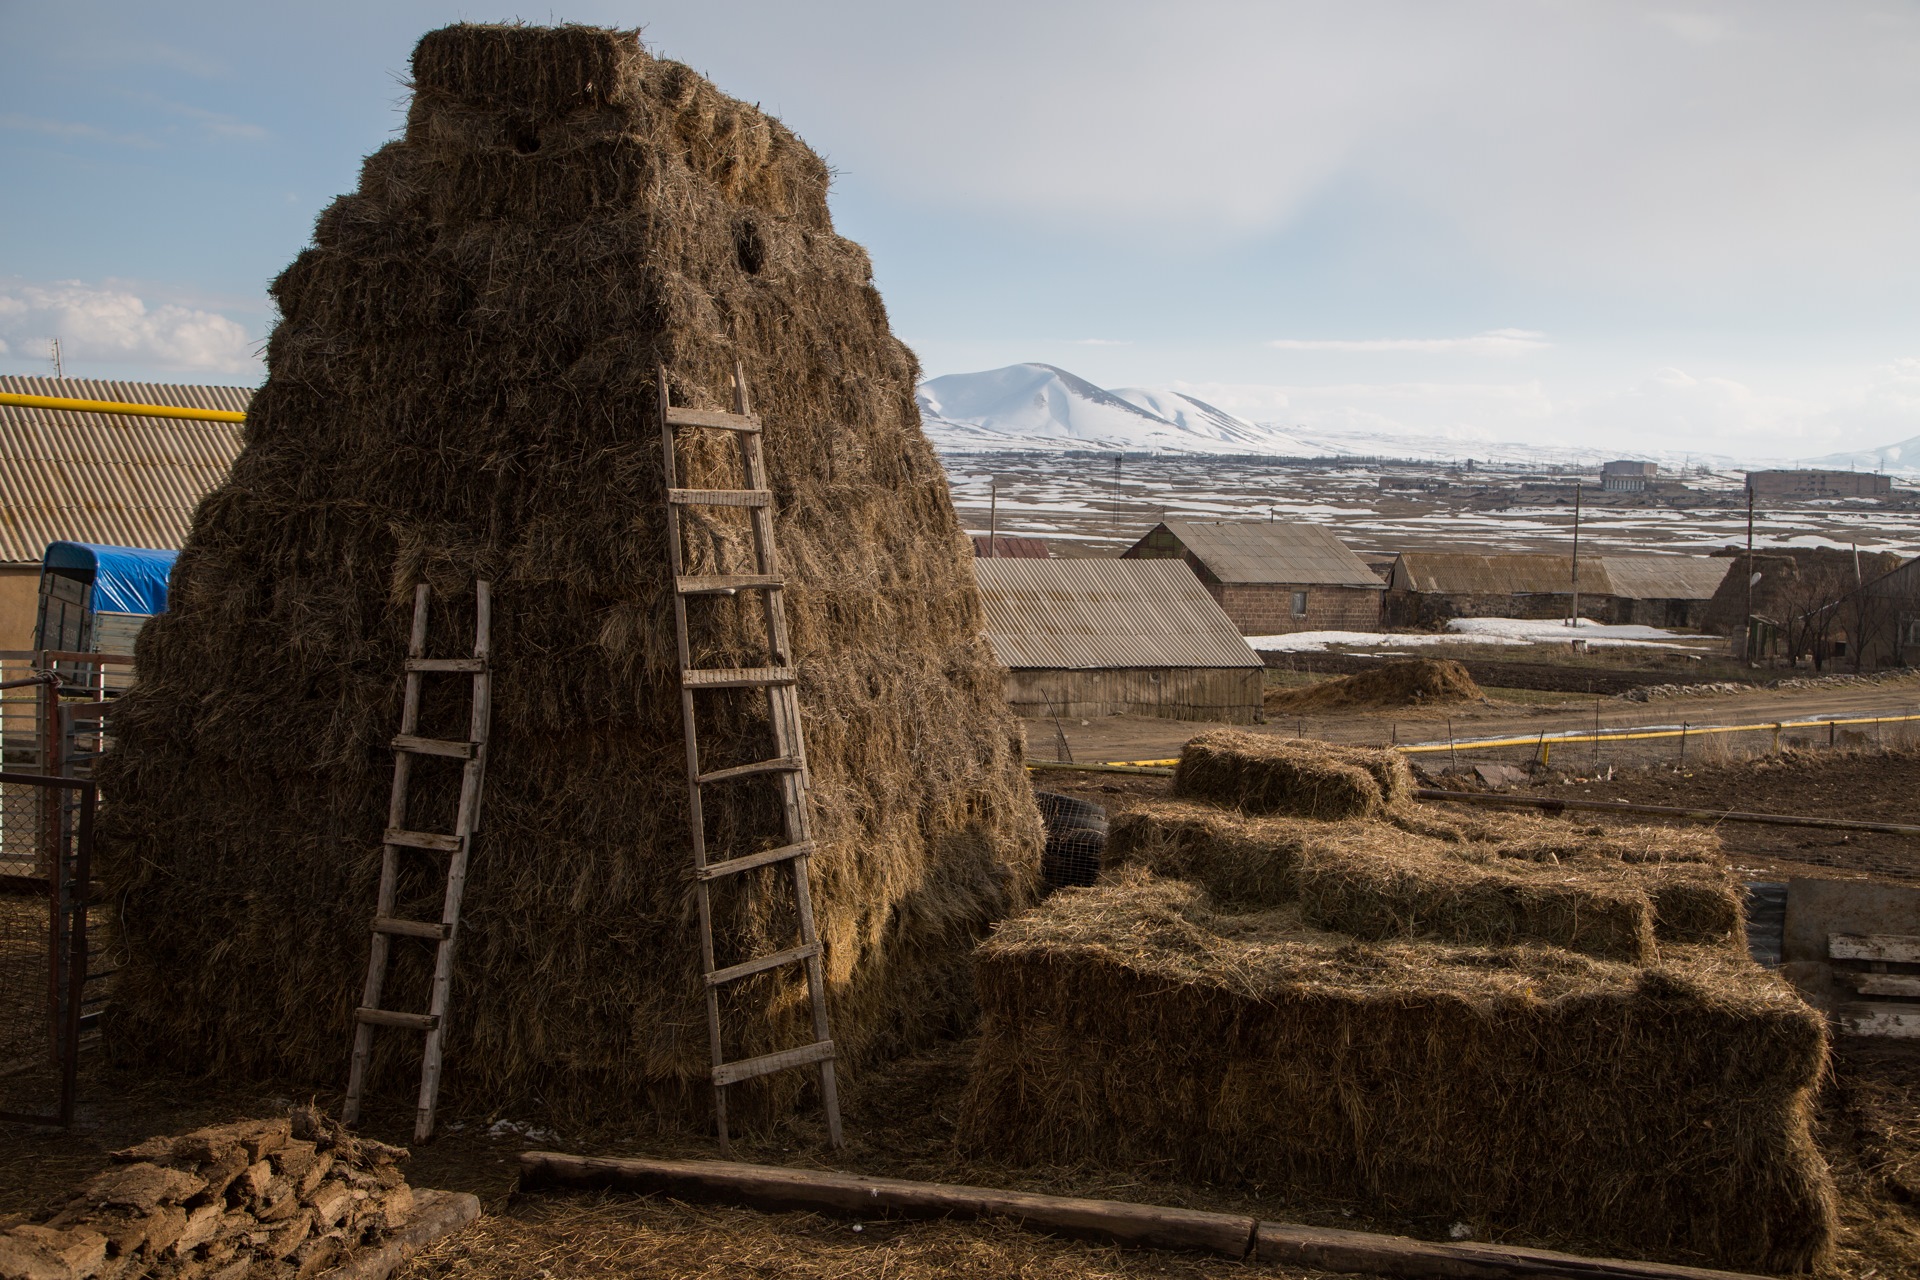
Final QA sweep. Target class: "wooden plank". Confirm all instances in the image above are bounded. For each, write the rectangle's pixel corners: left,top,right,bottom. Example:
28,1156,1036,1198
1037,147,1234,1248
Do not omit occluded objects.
405,657,486,673
697,755,802,784
515,1154,1257,1258
698,842,812,882
372,916,452,940
1835,1002,1920,1039
1254,1221,1768,1280
391,734,476,759
667,488,771,508
385,828,461,853
1843,972,1920,998
712,1039,836,1087
706,943,818,987
665,407,761,432
681,666,796,689
677,574,784,595
355,1008,438,1031
1829,933,1920,964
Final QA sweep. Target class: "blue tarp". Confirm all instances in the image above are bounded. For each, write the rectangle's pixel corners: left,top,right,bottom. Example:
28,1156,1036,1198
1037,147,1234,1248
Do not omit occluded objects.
40,542,177,615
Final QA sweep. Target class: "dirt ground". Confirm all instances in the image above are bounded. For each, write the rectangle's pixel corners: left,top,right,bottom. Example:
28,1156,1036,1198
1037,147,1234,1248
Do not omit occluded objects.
4,746,1919,1278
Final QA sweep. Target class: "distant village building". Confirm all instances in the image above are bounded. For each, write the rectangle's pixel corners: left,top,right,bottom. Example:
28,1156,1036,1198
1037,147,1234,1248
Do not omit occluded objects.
1601,460,1658,493
1120,519,1384,636
0,376,249,649
1386,553,1725,629
1861,558,1920,668
973,558,1264,723
1746,469,1892,499
970,535,1050,558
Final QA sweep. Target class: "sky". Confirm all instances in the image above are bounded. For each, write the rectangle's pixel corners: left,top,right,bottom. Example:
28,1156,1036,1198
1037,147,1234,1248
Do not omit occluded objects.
3,0,1919,462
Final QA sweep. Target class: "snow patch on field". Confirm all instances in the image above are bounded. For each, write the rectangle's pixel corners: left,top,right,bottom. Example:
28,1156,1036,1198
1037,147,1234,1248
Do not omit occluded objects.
1250,617,1696,652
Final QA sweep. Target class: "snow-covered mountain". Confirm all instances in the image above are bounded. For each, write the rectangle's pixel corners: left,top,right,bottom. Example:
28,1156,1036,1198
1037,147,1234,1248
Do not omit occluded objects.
1802,434,1920,475
917,363,1317,455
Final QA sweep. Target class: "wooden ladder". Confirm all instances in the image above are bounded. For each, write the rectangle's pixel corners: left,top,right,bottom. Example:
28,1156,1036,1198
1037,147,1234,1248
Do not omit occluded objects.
343,581,493,1142
658,362,842,1151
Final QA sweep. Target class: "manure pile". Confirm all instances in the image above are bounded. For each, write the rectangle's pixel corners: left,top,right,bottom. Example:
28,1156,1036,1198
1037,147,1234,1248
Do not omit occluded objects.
961,728,1836,1272
1264,657,1481,713
98,24,1040,1123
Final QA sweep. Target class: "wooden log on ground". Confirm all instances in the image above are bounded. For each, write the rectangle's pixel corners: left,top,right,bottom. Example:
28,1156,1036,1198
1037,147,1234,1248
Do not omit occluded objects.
516,1153,1770,1278
314,1188,481,1280
516,1152,1256,1256
1254,1221,1770,1279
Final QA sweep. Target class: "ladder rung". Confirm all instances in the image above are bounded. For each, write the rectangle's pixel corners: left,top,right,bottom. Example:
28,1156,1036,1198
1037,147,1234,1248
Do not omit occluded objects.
385,828,463,853
681,666,796,689
676,574,784,596
698,755,802,784
706,942,820,987
665,407,762,432
668,488,771,508
712,1039,836,1088
698,841,814,881
391,734,477,759
355,1007,440,1031
406,657,487,673
372,916,452,940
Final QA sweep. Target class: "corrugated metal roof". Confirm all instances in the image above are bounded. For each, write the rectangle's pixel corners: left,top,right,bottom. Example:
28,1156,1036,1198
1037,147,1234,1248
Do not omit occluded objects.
1392,553,1604,596
1128,520,1383,587
971,535,1050,559
0,376,250,564
1597,556,1728,601
974,558,1262,671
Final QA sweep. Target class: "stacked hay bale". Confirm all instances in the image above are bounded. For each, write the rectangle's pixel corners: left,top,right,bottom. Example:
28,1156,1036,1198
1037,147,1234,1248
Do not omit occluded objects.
961,728,1835,1272
0,1111,428,1280
97,23,1041,1124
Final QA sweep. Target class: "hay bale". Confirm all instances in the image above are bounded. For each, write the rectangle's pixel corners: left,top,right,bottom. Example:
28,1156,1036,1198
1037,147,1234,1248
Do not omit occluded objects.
1171,730,1411,819
1265,658,1482,713
960,876,1835,1272
96,23,1042,1123
1110,801,1659,962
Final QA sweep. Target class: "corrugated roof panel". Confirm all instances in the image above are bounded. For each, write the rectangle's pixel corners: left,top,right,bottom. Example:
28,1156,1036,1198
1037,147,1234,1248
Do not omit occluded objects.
1597,556,1729,601
1392,553,1610,596
974,558,1262,671
0,376,251,563
1138,519,1383,587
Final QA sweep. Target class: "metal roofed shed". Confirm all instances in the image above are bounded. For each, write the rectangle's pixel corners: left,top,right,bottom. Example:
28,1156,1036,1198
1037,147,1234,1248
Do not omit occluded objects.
971,534,1050,558
1121,519,1385,637
0,376,249,648
974,558,1264,723
1386,552,1729,629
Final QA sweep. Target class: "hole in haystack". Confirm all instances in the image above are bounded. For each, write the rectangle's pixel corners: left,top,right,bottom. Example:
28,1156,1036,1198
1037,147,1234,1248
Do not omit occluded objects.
734,218,765,275
504,116,542,154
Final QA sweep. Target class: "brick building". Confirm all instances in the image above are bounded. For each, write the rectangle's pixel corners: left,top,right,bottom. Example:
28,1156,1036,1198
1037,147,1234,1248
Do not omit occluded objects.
1121,519,1384,636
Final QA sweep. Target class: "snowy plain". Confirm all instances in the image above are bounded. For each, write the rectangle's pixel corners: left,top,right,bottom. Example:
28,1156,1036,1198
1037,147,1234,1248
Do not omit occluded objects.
1248,617,1701,653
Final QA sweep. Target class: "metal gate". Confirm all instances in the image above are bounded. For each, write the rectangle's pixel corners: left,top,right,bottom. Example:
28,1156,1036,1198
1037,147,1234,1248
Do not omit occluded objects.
0,655,123,1126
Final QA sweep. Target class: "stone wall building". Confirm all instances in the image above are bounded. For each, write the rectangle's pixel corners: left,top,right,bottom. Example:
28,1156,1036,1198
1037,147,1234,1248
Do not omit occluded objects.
1121,519,1384,636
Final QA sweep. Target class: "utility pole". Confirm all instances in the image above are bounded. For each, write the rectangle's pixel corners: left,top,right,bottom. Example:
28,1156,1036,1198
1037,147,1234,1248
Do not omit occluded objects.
1744,483,1756,662
986,479,997,557
1111,453,1123,543
49,338,63,379
1569,480,1582,629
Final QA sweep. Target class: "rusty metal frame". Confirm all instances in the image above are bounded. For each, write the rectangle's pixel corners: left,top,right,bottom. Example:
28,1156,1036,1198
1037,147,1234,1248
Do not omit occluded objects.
0,769,96,1126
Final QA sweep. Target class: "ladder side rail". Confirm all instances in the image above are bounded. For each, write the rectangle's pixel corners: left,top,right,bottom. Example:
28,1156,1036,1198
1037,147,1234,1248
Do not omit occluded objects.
661,365,733,1147
345,584,433,1125
414,580,493,1142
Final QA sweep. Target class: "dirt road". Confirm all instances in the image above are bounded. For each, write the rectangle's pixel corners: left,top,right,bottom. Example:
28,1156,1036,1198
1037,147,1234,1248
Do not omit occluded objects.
1031,673,1920,767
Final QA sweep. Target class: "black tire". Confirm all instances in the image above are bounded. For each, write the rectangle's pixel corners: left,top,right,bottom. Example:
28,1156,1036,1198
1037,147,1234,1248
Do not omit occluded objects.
1034,790,1108,836
1042,827,1105,890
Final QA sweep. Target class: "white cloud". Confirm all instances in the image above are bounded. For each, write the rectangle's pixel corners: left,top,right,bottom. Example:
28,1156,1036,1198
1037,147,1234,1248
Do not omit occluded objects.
1069,338,1131,346
0,280,260,375
0,113,156,148
119,92,269,142
1267,329,1549,356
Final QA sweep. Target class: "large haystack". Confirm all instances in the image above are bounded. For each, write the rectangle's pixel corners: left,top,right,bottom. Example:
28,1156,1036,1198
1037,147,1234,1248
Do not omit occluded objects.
98,24,1041,1123
962,734,1832,1270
